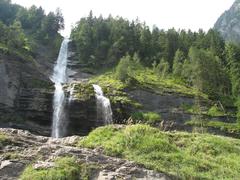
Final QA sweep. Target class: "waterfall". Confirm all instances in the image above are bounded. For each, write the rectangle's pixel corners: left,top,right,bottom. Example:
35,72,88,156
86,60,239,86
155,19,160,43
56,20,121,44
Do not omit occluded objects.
51,38,69,138
92,84,113,124
68,83,76,103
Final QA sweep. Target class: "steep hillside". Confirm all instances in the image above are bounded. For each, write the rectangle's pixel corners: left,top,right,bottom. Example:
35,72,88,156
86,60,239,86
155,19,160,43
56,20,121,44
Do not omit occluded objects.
214,0,240,43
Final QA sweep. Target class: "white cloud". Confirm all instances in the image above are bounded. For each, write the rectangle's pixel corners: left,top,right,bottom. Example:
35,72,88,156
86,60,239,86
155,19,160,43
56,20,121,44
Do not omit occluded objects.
12,0,235,36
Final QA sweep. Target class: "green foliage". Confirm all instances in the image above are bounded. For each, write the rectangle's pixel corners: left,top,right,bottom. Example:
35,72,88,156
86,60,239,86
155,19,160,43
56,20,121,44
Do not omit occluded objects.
225,43,240,97
186,119,240,135
153,58,169,79
183,47,230,97
115,53,142,83
115,54,131,82
225,43,240,117
73,83,95,101
173,49,185,76
71,12,227,69
235,97,240,124
89,72,141,108
90,68,207,109
71,13,237,102
131,111,161,124
142,112,161,124
0,1,63,58
79,124,240,179
180,103,202,114
20,157,81,180
207,105,225,117
70,12,240,112
133,68,207,98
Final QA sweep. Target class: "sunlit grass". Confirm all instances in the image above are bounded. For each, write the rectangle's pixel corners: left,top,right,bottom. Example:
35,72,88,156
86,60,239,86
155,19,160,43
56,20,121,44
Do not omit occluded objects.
79,124,240,179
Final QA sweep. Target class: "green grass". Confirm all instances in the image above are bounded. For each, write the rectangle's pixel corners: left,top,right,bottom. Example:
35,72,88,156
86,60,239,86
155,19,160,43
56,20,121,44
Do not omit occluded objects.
90,68,208,101
180,103,202,114
79,124,240,179
20,157,98,180
131,111,162,124
133,68,208,98
89,72,141,108
89,68,208,109
207,105,225,117
186,119,240,134
180,103,235,118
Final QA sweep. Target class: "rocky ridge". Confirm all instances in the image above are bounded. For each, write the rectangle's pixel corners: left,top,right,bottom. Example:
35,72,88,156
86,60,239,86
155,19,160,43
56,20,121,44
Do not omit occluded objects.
0,128,171,180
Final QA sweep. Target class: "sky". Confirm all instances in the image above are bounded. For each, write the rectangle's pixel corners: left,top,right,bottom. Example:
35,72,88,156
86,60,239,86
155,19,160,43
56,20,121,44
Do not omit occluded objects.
12,0,235,36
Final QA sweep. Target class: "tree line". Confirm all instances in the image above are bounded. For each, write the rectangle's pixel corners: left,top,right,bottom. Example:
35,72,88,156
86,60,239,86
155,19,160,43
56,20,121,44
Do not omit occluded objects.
0,0,64,55
71,12,240,121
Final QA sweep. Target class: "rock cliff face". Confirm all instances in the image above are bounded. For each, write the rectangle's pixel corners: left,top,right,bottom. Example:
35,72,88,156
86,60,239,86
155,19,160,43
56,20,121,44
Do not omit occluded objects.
66,83,98,136
128,89,194,125
0,41,101,137
214,0,240,42
0,128,171,180
0,47,55,136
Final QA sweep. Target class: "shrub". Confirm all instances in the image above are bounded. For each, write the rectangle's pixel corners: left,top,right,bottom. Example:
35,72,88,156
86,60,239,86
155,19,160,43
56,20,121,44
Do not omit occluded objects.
131,111,161,124
154,58,169,79
207,104,225,117
115,54,131,82
115,53,142,83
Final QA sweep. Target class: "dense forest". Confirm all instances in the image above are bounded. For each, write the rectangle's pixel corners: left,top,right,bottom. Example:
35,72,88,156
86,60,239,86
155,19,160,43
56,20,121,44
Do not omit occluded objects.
0,0,64,58
71,12,240,122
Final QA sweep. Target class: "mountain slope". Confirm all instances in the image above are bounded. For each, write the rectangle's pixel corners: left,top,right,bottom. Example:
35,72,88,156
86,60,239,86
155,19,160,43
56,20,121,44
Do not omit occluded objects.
214,0,240,43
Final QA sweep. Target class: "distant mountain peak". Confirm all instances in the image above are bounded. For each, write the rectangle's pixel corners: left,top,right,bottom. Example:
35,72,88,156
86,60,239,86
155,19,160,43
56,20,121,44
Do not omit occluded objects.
214,0,240,43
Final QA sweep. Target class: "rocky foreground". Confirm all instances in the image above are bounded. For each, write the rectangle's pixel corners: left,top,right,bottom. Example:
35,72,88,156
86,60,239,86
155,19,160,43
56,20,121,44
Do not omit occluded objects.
0,128,171,180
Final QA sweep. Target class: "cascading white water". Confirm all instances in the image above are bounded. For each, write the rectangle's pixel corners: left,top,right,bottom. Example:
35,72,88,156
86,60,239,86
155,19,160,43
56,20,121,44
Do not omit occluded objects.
51,38,69,138
93,84,113,124
68,83,76,103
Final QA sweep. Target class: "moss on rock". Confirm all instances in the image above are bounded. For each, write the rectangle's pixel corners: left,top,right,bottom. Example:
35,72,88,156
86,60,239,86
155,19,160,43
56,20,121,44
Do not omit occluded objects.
72,82,95,101
20,156,99,180
89,72,141,108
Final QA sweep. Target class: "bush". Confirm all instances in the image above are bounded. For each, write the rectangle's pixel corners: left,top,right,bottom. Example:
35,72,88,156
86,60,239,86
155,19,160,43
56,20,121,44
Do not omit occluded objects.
154,58,169,79
115,55,131,82
131,112,144,121
143,112,161,124
131,111,161,124
115,54,142,83
207,104,225,117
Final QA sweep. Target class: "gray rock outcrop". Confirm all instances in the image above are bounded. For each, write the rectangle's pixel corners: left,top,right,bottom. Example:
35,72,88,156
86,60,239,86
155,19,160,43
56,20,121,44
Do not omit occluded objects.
214,0,240,43
0,128,172,180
